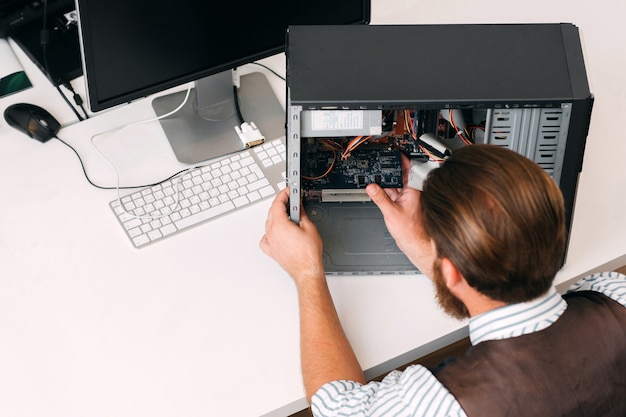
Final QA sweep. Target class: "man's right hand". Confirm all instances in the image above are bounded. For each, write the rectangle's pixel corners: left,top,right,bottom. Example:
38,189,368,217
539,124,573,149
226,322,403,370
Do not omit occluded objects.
366,183,436,277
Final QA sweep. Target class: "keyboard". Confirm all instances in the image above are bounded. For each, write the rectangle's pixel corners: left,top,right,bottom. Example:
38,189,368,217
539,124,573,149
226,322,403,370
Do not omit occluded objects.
110,137,286,248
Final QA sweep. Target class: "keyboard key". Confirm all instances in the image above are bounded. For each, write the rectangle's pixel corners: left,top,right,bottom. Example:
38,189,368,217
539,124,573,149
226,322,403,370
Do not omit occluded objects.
175,201,235,230
260,186,275,198
160,223,177,236
133,236,150,247
233,195,249,207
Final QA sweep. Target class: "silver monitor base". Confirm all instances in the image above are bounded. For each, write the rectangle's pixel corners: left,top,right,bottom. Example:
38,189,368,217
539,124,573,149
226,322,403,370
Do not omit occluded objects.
152,72,284,164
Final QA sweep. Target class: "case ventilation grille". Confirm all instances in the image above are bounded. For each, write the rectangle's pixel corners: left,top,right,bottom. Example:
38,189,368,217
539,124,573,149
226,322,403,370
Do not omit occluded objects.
488,108,567,177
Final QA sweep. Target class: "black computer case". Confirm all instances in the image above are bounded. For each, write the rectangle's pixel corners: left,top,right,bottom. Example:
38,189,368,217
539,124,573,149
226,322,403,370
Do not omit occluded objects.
286,24,593,274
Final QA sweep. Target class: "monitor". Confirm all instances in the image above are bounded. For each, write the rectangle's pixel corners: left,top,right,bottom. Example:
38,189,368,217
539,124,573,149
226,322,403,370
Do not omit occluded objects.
75,0,370,164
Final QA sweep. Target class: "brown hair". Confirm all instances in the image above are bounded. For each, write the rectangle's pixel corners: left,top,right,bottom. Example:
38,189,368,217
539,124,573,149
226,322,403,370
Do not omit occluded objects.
421,144,566,303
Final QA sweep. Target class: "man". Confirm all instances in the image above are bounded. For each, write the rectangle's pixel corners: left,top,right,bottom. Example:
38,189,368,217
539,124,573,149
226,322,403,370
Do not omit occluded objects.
259,144,626,417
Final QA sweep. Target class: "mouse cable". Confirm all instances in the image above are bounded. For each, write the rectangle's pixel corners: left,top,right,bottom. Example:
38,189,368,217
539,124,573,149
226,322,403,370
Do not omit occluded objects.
49,87,201,220
55,133,208,221
53,135,200,191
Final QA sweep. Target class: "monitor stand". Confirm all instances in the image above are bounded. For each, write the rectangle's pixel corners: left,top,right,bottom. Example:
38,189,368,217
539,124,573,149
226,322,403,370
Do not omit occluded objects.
152,70,284,165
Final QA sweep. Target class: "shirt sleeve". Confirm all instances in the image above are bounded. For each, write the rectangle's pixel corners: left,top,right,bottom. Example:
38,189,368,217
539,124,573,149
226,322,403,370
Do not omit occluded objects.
567,271,626,307
310,364,466,417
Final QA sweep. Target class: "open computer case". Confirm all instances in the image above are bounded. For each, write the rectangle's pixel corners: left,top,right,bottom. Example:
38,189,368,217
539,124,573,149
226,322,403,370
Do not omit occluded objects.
286,23,594,274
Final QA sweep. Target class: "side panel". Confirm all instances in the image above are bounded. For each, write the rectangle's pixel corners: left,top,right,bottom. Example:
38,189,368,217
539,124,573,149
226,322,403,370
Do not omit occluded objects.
287,105,302,224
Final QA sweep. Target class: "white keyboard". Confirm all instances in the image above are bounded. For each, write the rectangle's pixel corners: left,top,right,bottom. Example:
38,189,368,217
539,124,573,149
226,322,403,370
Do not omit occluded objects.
110,137,286,248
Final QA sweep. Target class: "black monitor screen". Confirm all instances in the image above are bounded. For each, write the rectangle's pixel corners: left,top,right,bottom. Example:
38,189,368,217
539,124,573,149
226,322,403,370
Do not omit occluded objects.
76,0,370,112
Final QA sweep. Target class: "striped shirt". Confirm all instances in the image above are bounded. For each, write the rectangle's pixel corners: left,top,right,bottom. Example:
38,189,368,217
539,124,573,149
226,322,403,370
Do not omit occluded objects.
311,271,626,417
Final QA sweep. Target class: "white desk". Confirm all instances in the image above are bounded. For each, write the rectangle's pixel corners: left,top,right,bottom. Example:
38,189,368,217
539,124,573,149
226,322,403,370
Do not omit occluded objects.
2,1,626,416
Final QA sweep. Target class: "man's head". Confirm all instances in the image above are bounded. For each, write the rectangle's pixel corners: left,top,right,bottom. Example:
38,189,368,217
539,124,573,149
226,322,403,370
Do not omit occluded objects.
421,144,566,309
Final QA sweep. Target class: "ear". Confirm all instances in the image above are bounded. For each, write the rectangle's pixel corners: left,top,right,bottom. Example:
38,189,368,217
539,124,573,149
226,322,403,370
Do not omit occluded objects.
439,257,465,290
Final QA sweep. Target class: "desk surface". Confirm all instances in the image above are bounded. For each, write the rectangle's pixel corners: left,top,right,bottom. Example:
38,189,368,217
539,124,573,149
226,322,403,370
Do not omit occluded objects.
2,1,626,416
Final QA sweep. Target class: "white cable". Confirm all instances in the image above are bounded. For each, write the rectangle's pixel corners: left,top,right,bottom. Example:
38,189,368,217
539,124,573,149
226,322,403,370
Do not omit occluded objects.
90,85,194,220
133,85,192,124
92,85,192,140
91,134,196,220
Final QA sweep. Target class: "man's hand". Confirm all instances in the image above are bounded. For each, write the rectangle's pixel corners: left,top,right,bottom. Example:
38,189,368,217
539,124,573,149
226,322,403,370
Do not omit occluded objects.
365,183,435,277
260,187,366,400
259,187,325,284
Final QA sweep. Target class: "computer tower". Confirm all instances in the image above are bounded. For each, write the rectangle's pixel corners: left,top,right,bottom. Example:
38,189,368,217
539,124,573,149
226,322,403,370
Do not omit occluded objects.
286,23,593,274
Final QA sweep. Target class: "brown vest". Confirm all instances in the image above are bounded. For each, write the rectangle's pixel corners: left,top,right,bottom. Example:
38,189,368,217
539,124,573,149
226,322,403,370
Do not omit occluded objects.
434,291,626,417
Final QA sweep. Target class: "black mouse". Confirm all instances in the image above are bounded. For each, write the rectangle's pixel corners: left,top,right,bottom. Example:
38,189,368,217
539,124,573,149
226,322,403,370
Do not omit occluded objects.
4,103,61,142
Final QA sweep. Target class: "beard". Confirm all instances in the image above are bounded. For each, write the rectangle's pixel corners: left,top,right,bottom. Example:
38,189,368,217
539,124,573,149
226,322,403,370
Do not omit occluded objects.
432,257,470,320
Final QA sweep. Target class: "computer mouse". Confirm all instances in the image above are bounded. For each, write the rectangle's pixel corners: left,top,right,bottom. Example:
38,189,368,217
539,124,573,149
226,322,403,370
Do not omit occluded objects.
3,103,61,142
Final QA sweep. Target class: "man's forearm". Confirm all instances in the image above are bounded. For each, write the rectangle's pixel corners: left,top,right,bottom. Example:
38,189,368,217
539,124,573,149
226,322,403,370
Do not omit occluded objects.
297,276,366,401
